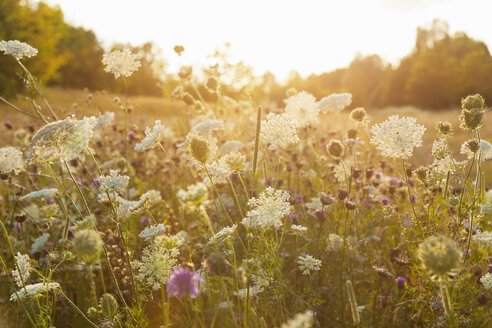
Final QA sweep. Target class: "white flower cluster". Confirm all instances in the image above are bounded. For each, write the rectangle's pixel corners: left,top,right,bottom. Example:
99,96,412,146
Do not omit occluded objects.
207,156,233,185
0,40,38,60
26,116,96,165
242,187,292,229
135,120,166,150
297,255,322,275
318,93,352,113
12,253,32,287
10,282,60,301
97,170,129,194
460,139,492,161
291,225,308,234
31,233,50,253
208,224,237,245
218,140,244,156
480,272,492,290
133,244,179,290
334,158,355,183
280,310,314,328
370,115,426,159
284,91,319,128
177,182,208,205
326,233,343,251
95,112,115,129
0,147,24,175
191,119,225,135
139,224,167,241
473,231,492,246
102,49,141,78
129,190,162,214
261,113,300,151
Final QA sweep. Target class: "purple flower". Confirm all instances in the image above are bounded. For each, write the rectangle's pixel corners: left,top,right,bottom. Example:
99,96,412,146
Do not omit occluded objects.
140,216,152,227
395,276,407,289
488,264,492,274
167,267,203,299
380,197,391,206
46,197,55,205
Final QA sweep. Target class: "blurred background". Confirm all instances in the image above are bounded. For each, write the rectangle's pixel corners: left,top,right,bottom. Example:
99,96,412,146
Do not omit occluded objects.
2,0,492,110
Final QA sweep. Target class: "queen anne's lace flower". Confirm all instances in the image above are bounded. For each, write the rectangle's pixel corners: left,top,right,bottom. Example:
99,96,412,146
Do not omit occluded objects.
129,190,162,214
218,140,244,156
133,244,179,290
291,225,308,233
460,139,492,161
12,253,31,287
139,224,167,241
208,224,237,245
326,233,343,251
284,91,319,128
297,255,322,275
473,231,492,245
10,282,60,301
334,158,355,183
97,170,129,194
19,188,58,201
318,93,352,113
0,40,38,60
191,119,225,135
207,156,233,185
135,120,165,150
177,182,208,205
242,187,292,229
95,112,115,129
261,113,299,151
26,116,96,165
0,147,25,174
102,49,141,78
31,233,49,253
280,310,314,328
370,115,426,159
481,272,492,290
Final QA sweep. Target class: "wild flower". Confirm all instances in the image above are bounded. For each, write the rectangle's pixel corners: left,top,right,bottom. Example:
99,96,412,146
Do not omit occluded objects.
134,120,166,150
318,93,352,113
473,231,492,245
10,282,60,301
0,40,38,60
95,112,115,129
417,235,461,279
133,243,179,290
0,147,25,175
241,187,292,229
432,136,449,160
12,253,31,287
291,225,308,233
480,273,492,290
208,224,237,245
167,267,203,298
31,233,50,253
334,158,355,183
284,91,319,128
191,119,225,135
26,116,96,165
326,234,343,251
129,190,161,214
97,170,129,195
207,156,233,184
261,113,299,151
139,223,167,241
218,140,244,156
19,188,58,201
349,107,368,125
224,151,246,170
102,49,141,78
177,182,208,205
72,229,103,265
370,115,426,159
460,139,492,160
297,255,322,275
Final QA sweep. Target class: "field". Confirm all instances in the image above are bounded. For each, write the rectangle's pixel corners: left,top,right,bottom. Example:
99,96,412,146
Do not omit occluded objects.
1,44,492,328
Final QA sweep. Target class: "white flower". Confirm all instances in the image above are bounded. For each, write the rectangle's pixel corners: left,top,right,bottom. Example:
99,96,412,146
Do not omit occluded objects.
207,156,233,185
135,120,166,150
133,244,179,290
218,140,244,156
0,147,24,175
326,234,343,251
370,115,426,159
432,136,449,160
334,158,355,183
12,253,31,287
26,116,96,165
139,224,167,241
95,112,115,129
297,255,321,275
291,225,308,234
97,170,129,194
473,231,492,246
318,93,352,113
209,225,237,245
10,282,60,301
191,119,225,135
280,310,314,328
129,190,162,214
261,113,299,151
242,187,292,229
305,197,324,216
31,233,49,253
19,188,58,201
0,40,38,60
284,91,319,128
460,139,492,161
481,273,492,290
177,182,208,205
102,49,141,78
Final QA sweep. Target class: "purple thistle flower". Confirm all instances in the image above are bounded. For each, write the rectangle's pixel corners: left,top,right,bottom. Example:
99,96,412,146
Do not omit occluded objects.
395,276,407,289
167,267,203,299
380,197,391,206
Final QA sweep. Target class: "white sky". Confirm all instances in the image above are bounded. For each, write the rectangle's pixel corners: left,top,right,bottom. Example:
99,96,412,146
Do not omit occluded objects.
42,0,492,80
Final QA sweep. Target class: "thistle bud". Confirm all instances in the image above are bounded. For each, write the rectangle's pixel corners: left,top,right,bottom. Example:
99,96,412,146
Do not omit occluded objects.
338,189,349,200
72,229,103,265
413,166,428,183
347,128,358,139
328,139,344,158
206,77,218,90
190,135,210,164
465,139,480,154
460,107,485,131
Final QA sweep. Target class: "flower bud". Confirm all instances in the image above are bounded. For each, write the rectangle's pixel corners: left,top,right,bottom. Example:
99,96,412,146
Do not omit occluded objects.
349,107,366,123
413,166,428,183
72,229,103,265
190,135,210,164
328,139,344,158
417,235,461,277
460,107,485,131
461,94,485,110
100,293,118,319
206,77,218,90
465,139,480,154
436,121,452,135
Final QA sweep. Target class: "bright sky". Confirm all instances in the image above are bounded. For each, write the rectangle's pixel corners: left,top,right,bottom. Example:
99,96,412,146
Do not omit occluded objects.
42,0,492,80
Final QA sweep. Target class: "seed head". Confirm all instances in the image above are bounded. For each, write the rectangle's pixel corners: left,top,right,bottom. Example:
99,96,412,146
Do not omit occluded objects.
328,139,344,158
436,121,453,135
189,135,210,164
417,235,461,278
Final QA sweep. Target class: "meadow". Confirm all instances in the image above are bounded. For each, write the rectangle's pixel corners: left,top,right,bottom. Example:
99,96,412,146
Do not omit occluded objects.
0,41,492,328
